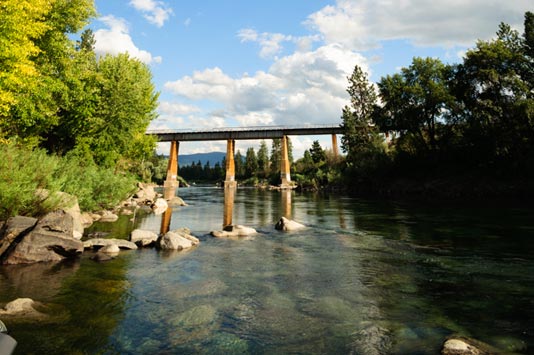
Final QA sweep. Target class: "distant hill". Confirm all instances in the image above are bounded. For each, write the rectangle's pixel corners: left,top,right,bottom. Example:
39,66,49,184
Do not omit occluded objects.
178,152,225,166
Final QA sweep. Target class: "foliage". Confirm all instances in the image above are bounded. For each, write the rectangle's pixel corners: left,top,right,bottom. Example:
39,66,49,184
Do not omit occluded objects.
257,140,269,177
0,143,137,220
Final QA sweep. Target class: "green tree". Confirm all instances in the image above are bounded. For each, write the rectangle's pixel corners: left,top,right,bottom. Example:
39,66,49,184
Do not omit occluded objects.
0,0,53,137
235,150,245,179
341,65,384,166
88,53,159,168
309,140,326,164
375,57,455,155
257,140,269,177
270,139,281,175
245,147,258,178
452,15,534,168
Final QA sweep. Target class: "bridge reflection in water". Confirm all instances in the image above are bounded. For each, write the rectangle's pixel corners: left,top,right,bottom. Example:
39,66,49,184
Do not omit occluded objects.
158,187,295,234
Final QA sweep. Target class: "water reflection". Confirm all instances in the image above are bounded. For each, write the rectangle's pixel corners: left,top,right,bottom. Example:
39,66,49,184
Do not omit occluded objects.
281,189,292,219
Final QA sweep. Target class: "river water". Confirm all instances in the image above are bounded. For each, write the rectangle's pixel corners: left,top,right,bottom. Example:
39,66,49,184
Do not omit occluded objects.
1,187,534,354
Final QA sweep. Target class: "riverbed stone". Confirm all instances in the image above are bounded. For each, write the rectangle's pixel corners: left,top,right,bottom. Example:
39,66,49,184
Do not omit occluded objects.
83,238,138,250
2,211,84,265
100,244,120,254
275,217,305,231
0,298,48,320
130,229,159,247
442,336,498,355
210,225,257,238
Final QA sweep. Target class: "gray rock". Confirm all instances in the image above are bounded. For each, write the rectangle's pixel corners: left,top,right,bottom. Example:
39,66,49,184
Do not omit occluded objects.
91,252,115,262
83,238,138,250
151,198,168,215
211,225,257,238
275,217,305,231
130,229,159,247
0,216,38,260
2,211,83,265
159,228,197,250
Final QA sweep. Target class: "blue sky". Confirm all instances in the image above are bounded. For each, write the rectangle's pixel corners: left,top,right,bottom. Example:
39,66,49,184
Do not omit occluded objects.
90,0,531,157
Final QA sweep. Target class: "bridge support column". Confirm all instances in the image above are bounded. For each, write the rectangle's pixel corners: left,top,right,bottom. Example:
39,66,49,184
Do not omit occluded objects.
332,134,339,158
280,135,291,188
225,139,237,188
164,140,179,200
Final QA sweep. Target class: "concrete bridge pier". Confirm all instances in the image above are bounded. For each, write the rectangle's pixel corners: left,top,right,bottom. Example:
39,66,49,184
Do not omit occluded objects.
225,139,237,188
332,134,339,158
163,140,179,200
280,135,292,188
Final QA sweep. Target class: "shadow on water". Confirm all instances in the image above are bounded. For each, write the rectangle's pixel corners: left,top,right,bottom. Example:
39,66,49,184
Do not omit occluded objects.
1,187,534,354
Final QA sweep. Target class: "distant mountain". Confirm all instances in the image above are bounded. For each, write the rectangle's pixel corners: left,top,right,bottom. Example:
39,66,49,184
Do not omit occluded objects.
178,152,226,166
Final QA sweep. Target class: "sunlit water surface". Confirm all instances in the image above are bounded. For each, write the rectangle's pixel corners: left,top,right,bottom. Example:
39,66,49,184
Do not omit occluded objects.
1,187,534,354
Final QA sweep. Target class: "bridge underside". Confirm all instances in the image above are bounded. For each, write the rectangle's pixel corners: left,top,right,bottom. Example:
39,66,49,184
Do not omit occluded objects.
150,125,343,197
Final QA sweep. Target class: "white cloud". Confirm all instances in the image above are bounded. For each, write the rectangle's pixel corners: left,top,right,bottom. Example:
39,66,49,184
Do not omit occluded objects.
94,15,161,64
164,44,367,127
238,28,321,59
305,0,531,50
129,0,173,27
159,101,201,115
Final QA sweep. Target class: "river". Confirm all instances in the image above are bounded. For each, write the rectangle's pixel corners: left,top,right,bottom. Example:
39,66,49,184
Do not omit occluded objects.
1,187,533,354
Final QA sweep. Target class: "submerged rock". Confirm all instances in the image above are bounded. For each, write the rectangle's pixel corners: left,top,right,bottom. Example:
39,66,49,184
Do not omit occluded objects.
0,298,48,320
211,225,257,238
275,217,305,231
442,336,500,355
0,216,38,260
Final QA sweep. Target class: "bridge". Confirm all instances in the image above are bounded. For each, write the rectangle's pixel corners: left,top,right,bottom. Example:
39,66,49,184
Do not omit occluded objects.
147,124,344,198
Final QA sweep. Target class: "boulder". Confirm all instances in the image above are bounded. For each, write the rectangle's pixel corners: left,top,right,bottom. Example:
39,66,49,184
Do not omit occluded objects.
275,217,305,231
58,193,84,240
211,225,257,238
130,229,158,247
0,216,38,260
83,238,138,250
2,211,84,265
133,183,157,203
152,198,168,215
158,228,198,250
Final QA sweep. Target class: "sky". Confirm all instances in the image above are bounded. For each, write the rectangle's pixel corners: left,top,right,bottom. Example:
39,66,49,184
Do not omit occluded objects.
90,0,532,158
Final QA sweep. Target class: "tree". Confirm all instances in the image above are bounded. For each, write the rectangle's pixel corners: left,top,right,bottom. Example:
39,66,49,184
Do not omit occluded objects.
88,53,159,168
270,139,281,175
375,57,455,155
452,16,534,167
309,140,326,164
257,140,269,177
0,0,54,137
341,65,384,165
245,147,258,178
235,150,245,179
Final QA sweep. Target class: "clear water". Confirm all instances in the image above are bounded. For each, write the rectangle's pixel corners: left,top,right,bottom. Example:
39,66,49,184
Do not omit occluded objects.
1,187,534,354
